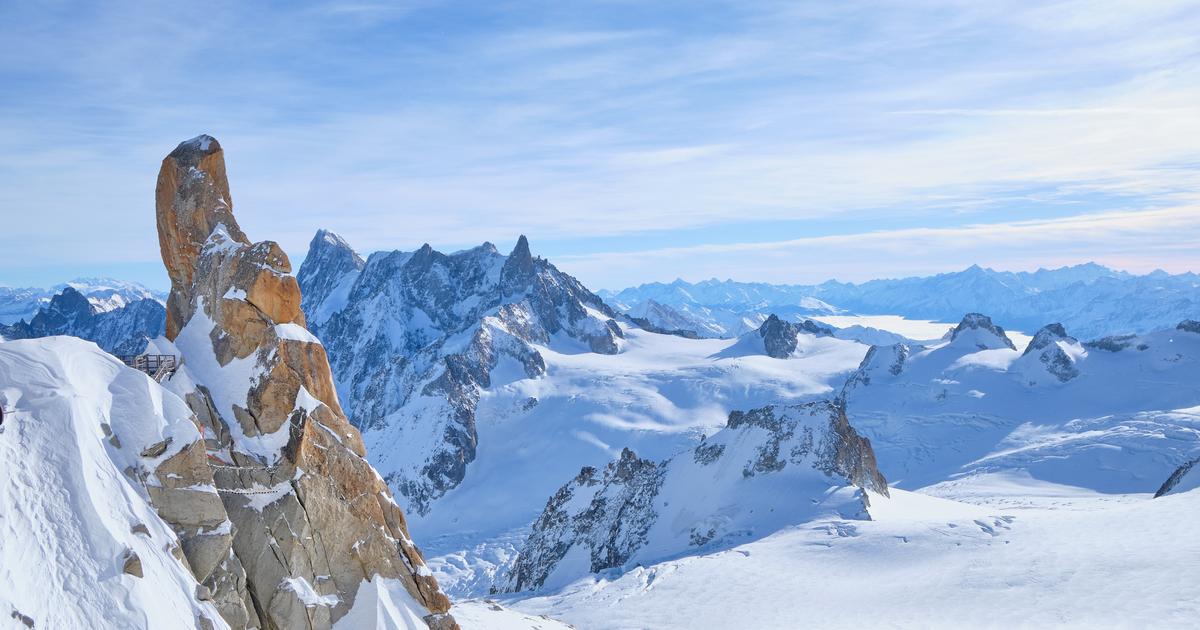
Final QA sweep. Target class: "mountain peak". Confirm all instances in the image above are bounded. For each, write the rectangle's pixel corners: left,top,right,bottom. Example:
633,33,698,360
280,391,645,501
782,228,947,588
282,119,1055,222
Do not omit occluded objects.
949,313,1017,350
169,134,221,159
511,234,532,263
1023,322,1072,356
500,235,536,297
156,134,246,313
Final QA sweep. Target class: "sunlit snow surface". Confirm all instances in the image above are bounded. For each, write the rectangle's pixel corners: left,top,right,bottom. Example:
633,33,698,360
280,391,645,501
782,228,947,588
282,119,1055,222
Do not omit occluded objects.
398,317,1200,628
500,476,1200,628
813,313,1034,348
0,337,227,629
396,324,872,593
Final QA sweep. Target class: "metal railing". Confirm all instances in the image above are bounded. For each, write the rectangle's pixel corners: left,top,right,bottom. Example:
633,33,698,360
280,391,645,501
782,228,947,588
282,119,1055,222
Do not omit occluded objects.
117,354,178,381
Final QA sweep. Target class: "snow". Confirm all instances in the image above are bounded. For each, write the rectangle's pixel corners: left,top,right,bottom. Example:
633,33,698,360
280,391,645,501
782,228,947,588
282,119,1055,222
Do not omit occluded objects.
275,322,321,344
451,600,574,629
332,577,431,630
399,324,872,563
0,337,226,630
282,576,340,608
165,300,291,462
501,480,1200,628
813,314,959,342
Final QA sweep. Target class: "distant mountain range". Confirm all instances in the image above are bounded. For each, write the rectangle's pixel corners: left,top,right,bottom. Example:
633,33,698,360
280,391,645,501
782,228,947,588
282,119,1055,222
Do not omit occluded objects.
0,285,165,355
600,263,1199,340
0,277,166,325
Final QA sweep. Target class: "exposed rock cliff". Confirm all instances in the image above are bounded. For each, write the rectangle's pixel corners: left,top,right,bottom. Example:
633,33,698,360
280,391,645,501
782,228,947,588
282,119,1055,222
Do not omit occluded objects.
500,400,888,593
153,135,455,629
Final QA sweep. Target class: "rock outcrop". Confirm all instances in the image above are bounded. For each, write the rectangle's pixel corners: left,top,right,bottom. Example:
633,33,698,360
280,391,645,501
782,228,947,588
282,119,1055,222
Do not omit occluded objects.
1155,456,1200,497
297,229,623,515
500,400,888,593
1018,323,1083,383
153,135,455,629
758,313,833,358
948,313,1017,350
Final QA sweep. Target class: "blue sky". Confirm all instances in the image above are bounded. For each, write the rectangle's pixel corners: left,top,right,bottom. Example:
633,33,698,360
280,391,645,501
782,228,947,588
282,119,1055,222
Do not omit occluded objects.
2,1,1199,290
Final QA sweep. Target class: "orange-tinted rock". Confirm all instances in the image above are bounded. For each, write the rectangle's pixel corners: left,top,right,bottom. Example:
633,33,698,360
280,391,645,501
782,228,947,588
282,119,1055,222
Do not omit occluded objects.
155,134,456,629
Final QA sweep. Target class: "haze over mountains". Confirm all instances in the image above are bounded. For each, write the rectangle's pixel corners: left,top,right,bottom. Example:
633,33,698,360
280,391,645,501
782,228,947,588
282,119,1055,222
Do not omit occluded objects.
603,263,1200,340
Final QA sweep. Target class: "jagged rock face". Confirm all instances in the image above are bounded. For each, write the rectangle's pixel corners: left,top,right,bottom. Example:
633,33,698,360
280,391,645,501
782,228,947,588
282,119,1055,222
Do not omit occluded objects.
1019,323,1082,383
154,135,454,629
949,313,1017,350
298,230,622,515
1178,320,1200,335
501,400,888,593
502,448,664,593
0,286,165,355
758,313,833,358
1155,456,1200,497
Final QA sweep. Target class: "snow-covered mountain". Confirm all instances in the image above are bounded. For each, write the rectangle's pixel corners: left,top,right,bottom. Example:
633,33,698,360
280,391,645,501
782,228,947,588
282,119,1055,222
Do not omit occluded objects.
0,285,165,355
500,400,888,593
0,277,165,324
299,231,624,516
840,313,1200,491
603,264,1200,340
301,224,1200,618
479,313,1200,626
298,233,881,595
7,136,1200,629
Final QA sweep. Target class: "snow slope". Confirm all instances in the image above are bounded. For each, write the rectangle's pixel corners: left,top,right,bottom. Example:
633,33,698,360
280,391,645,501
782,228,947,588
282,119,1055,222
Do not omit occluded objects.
843,318,1200,491
499,400,888,593
502,478,1200,629
0,337,226,630
406,323,871,586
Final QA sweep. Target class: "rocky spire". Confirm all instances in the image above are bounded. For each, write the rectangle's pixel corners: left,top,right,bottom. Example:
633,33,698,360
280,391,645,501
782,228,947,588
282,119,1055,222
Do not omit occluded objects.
499,234,535,297
154,135,456,629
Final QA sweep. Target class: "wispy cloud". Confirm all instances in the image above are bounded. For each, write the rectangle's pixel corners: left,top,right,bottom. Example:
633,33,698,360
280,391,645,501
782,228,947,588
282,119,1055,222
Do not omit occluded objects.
554,205,1200,287
0,0,1198,288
